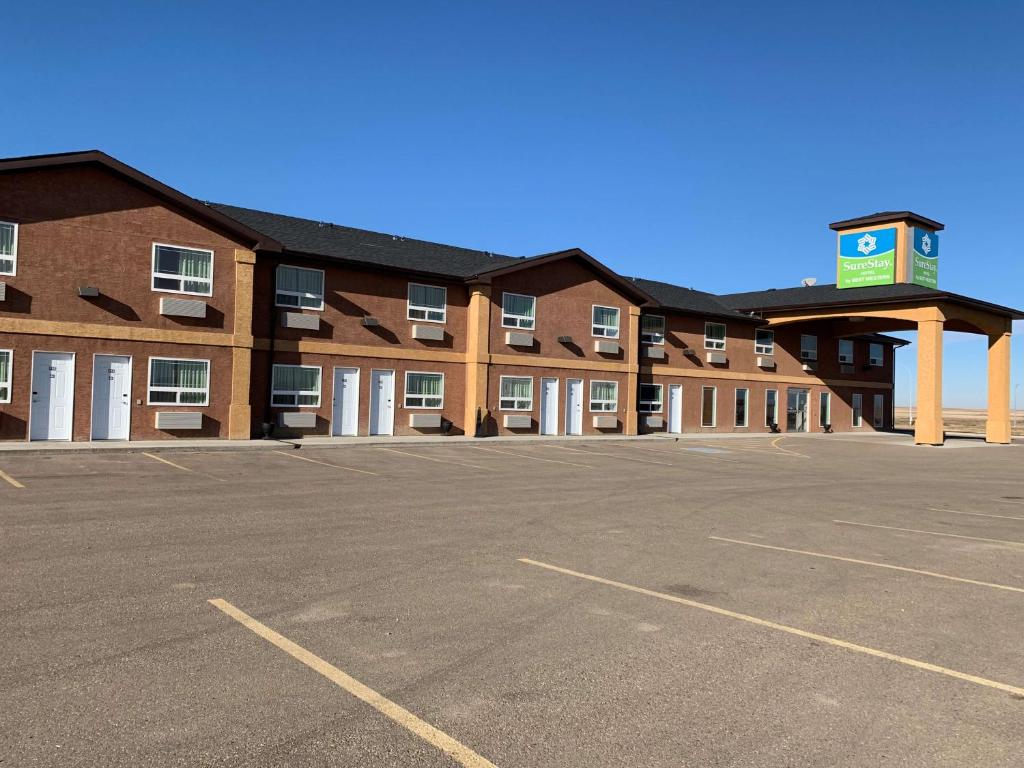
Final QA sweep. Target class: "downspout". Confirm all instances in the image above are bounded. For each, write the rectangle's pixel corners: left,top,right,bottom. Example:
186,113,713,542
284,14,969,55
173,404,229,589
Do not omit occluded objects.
261,258,278,437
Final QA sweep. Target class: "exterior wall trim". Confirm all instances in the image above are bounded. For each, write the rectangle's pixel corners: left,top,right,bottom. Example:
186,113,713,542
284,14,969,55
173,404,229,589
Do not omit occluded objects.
640,364,893,390
0,318,250,349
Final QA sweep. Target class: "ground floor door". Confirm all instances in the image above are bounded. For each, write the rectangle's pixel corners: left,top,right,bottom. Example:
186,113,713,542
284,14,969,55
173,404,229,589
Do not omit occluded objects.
786,388,809,433
668,384,683,433
873,393,885,428
565,378,583,435
30,352,75,441
91,355,132,440
369,369,394,436
332,367,360,436
540,377,559,435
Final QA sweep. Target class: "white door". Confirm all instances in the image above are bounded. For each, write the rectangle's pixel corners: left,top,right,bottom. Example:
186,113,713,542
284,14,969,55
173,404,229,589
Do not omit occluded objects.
565,378,583,436
540,377,559,435
332,367,360,436
668,384,683,434
91,355,132,440
369,369,394,436
31,352,75,441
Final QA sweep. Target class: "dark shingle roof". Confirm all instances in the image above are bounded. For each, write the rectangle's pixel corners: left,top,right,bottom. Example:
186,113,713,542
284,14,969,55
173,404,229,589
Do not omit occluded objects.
628,278,760,322
209,203,521,278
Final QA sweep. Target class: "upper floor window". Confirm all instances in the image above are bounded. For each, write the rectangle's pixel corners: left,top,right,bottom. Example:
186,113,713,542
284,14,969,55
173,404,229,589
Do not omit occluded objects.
0,221,17,276
502,293,536,329
0,349,11,403
152,243,213,296
639,383,663,413
838,339,854,364
641,315,665,345
499,376,533,411
590,380,618,412
800,334,818,361
592,306,620,338
755,329,774,355
147,357,209,405
407,283,447,323
404,372,444,409
276,265,325,310
869,343,884,366
271,364,322,407
704,322,726,350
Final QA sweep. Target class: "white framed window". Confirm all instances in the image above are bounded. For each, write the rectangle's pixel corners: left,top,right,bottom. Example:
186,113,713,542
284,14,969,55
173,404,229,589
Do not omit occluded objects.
0,221,17,276
704,322,726,350
735,388,749,427
499,376,533,411
869,343,884,367
800,334,818,361
501,293,536,329
755,329,774,355
639,383,663,413
819,392,831,428
590,380,618,412
0,349,11,403
641,315,665,345
276,265,325,310
838,339,854,364
592,305,620,338
271,364,322,407
852,393,863,427
873,394,885,428
701,386,717,427
147,357,210,405
407,283,447,323
765,389,778,427
404,371,444,409
151,243,213,296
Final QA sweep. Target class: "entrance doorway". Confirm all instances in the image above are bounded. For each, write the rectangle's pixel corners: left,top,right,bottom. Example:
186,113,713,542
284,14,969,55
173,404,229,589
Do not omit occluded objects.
786,388,809,433
539,377,559,435
91,354,132,440
31,351,76,441
369,369,394,436
332,367,360,436
565,379,583,436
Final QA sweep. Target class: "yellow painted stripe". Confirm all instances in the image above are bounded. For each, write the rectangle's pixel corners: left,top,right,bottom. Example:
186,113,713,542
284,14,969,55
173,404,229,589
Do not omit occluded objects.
142,452,194,473
834,520,1024,548
209,599,498,768
631,445,742,464
376,447,487,470
0,467,25,489
543,444,673,466
272,450,377,475
709,536,1024,594
770,436,810,458
518,558,1024,697
926,507,1024,522
472,446,591,468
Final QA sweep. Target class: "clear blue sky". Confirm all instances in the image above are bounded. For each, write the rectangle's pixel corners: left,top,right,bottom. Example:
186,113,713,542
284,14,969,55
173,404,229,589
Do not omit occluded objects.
4,1,1022,408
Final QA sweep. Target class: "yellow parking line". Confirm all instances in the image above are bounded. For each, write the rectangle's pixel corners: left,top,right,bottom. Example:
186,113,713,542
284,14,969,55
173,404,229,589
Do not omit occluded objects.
272,450,377,475
770,437,810,458
543,444,673,466
926,507,1024,522
709,536,1024,594
834,520,1024,548
472,446,591,468
0,467,25,489
376,447,487,470
209,599,498,768
632,445,742,463
518,557,1024,698
142,452,194,473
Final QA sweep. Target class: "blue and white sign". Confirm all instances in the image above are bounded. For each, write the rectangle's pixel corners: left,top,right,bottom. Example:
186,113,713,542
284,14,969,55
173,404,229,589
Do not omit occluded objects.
909,228,939,288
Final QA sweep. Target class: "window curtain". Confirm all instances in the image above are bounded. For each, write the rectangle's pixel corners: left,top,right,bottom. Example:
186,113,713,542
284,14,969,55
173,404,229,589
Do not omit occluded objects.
593,306,618,327
278,266,323,296
0,223,13,255
502,377,532,399
0,350,9,389
592,381,617,401
273,366,320,392
641,315,663,334
157,246,210,279
504,294,535,318
152,359,208,389
407,373,441,395
707,324,725,341
409,284,445,308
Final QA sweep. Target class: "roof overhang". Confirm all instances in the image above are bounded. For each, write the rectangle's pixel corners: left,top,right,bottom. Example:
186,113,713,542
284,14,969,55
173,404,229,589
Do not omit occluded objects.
0,150,282,252
829,211,945,232
746,290,1023,321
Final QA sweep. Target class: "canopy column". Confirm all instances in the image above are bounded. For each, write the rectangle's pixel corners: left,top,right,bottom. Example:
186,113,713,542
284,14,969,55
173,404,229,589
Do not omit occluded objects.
986,325,1012,444
915,318,944,445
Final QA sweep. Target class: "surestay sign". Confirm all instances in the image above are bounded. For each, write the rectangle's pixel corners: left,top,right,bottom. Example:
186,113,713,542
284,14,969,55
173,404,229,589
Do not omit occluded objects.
837,227,896,288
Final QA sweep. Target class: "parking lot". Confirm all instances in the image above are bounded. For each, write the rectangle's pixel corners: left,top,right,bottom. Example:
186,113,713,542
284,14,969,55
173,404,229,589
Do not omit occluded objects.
2,434,1024,767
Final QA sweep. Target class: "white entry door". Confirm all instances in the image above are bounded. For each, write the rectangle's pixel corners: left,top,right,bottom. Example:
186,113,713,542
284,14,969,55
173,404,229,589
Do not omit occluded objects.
540,377,559,435
332,367,360,436
91,355,132,440
369,369,395,436
565,378,583,436
668,384,683,434
31,352,76,441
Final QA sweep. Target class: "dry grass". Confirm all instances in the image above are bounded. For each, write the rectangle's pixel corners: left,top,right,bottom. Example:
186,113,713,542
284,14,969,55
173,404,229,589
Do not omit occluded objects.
894,407,1024,436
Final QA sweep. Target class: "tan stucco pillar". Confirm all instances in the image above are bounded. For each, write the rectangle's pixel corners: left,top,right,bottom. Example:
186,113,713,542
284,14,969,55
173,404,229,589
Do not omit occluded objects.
915,318,944,445
986,325,1012,444
229,249,256,440
464,284,491,436
624,306,640,436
